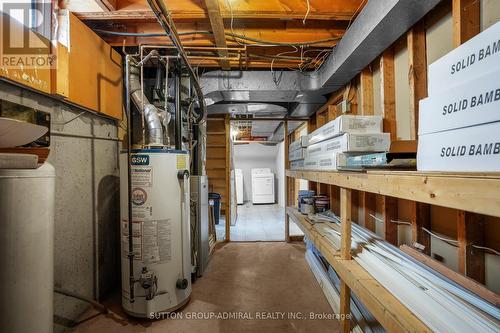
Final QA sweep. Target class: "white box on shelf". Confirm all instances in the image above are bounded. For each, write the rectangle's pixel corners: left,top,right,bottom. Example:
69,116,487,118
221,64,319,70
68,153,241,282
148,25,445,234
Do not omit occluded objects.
307,133,390,157
428,21,500,95
289,135,309,152
290,159,304,170
417,122,500,172
307,115,383,146
419,69,500,135
303,153,348,171
289,148,306,161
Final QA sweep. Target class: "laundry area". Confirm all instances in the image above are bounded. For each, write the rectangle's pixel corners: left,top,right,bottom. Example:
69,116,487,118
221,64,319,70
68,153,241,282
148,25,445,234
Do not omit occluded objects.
1,1,500,333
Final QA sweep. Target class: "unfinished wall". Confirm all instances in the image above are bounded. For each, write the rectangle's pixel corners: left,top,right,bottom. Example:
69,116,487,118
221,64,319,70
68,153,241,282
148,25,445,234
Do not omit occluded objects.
275,141,286,207
0,81,121,331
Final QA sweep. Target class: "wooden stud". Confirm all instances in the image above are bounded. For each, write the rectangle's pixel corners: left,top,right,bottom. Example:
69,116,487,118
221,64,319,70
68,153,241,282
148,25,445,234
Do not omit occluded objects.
380,49,397,141
340,187,352,333
284,120,290,242
410,202,431,255
360,192,376,232
452,0,481,48
204,0,231,69
224,115,231,242
360,67,374,115
95,0,117,11
382,196,398,245
340,188,352,260
340,280,351,333
457,211,485,283
407,21,427,140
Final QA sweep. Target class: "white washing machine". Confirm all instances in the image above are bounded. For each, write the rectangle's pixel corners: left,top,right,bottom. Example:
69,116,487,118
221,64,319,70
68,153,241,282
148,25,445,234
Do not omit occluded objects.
251,168,275,204
235,169,244,205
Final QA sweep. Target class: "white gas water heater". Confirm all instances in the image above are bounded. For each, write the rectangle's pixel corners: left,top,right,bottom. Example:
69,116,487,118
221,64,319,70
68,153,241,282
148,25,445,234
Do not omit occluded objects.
119,149,192,317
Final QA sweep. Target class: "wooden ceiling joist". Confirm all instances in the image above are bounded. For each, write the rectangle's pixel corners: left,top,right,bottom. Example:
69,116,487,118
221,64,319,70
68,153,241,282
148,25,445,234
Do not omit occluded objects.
95,0,117,11
204,0,230,69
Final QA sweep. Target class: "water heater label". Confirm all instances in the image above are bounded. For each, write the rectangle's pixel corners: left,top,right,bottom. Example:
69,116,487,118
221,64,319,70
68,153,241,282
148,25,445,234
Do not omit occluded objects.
132,167,153,187
142,219,172,264
131,154,150,165
176,155,187,169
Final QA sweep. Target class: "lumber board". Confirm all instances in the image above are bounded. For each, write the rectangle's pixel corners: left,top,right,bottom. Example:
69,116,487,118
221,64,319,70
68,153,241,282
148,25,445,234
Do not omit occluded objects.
286,170,500,218
286,207,431,333
401,245,499,307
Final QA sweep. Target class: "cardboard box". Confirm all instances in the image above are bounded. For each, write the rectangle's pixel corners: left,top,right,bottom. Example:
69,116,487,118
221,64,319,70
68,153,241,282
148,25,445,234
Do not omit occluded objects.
307,115,383,146
304,153,348,171
428,22,500,95
306,133,390,157
290,159,304,170
420,69,500,135
417,122,500,172
289,136,308,152
289,148,306,161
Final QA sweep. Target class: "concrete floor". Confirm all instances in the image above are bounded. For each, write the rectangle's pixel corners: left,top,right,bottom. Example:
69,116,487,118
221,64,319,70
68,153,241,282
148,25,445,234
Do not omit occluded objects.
216,204,303,241
75,242,339,333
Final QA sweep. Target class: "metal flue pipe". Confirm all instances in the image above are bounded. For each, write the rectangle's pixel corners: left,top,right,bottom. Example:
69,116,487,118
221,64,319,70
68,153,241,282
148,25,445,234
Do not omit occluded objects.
146,0,206,123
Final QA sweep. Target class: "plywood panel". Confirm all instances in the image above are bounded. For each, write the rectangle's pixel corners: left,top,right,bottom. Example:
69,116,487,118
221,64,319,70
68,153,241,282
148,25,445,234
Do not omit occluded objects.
0,12,52,93
65,14,122,119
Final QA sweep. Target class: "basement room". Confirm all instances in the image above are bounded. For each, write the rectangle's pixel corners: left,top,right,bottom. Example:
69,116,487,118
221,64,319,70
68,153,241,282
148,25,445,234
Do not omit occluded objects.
0,0,499,332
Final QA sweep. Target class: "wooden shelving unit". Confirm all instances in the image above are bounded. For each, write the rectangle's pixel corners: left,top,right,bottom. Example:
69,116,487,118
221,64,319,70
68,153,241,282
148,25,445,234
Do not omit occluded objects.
286,169,500,218
286,207,431,333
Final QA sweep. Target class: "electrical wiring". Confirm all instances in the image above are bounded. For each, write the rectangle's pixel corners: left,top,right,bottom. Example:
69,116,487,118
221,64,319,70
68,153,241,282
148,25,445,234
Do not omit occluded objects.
302,0,310,25
93,29,340,47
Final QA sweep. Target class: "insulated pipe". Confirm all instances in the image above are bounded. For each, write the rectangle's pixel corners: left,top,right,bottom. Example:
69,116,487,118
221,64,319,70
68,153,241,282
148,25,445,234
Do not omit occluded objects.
129,65,164,146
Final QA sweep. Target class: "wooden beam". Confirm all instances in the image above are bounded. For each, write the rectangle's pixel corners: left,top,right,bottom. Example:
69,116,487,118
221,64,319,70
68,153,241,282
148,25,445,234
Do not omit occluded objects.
360,68,374,115
401,245,499,306
360,192,376,232
452,0,480,47
340,187,352,333
407,21,427,140
284,120,290,242
410,202,431,255
380,50,397,140
286,170,500,219
224,115,231,241
340,188,352,260
95,0,117,11
382,196,398,245
457,211,485,283
204,0,230,69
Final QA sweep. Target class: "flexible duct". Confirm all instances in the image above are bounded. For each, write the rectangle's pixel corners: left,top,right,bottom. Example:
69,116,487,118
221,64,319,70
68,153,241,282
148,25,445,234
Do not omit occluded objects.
129,65,164,146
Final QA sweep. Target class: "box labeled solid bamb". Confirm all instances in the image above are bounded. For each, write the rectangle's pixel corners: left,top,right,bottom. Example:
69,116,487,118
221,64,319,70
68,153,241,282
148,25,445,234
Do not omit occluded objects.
307,133,390,157
417,122,500,172
307,115,383,146
419,69,500,135
428,21,500,95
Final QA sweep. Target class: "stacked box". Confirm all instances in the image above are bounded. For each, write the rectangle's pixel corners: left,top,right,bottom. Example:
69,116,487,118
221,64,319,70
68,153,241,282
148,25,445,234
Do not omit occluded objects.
289,148,306,161
304,153,348,171
428,22,500,95
290,159,304,170
307,115,383,146
306,133,390,157
418,22,500,172
289,135,308,152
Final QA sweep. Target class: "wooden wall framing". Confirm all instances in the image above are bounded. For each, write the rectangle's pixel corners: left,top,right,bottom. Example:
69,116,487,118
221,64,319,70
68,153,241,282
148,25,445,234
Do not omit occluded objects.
285,1,499,327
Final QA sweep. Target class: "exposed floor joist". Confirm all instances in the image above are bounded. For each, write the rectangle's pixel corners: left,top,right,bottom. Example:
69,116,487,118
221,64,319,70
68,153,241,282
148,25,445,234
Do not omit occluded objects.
204,0,230,69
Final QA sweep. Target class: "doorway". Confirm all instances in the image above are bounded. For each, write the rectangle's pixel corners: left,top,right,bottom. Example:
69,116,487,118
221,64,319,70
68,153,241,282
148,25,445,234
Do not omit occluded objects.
215,119,305,241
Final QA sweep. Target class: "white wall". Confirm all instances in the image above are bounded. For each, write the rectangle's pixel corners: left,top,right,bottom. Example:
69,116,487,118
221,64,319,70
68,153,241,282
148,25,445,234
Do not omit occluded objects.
233,143,280,203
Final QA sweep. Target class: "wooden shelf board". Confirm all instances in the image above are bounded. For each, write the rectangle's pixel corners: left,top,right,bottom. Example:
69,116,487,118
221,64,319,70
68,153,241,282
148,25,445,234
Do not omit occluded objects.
286,207,431,333
286,169,500,218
